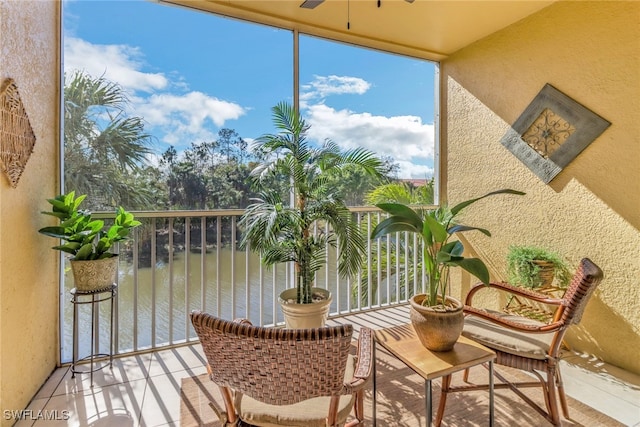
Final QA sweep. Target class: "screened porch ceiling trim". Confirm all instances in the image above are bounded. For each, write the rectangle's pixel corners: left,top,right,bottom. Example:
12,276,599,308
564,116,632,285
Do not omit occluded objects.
158,0,556,61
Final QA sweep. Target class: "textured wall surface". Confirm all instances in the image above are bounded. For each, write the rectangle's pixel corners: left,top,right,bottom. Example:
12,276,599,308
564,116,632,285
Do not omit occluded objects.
0,0,59,419
442,1,639,373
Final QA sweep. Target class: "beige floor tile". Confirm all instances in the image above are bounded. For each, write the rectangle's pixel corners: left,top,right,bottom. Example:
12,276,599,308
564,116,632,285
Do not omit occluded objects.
33,367,69,400
8,397,48,427
147,345,206,377
138,368,205,427
36,377,147,427
53,354,152,397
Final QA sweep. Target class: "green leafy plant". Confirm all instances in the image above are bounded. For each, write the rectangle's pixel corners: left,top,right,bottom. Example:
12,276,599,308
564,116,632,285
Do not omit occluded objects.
506,245,571,289
371,189,525,307
239,102,385,304
38,191,141,260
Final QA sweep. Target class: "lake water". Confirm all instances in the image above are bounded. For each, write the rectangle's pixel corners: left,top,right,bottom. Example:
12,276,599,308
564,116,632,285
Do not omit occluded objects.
60,247,350,361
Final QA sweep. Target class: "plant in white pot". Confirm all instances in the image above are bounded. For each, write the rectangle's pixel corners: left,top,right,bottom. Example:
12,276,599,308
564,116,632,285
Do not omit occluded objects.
239,102,384,328
371,189,525,351
39,191,141,292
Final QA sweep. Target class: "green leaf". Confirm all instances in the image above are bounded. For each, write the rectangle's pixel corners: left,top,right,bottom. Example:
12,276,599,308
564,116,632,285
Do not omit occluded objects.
449,224,491,237
370,217,420,239
376,203,423,228
74,243,94,260
424,214,448,243
450,189,525,216
456,258,490,285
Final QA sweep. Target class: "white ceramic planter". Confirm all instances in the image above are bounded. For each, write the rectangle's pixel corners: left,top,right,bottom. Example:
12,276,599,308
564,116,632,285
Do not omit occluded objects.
278,287,332,329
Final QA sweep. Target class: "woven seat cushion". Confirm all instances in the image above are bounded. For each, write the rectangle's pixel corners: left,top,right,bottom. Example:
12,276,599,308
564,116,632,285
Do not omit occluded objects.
236,354,357,426
462,311,555,360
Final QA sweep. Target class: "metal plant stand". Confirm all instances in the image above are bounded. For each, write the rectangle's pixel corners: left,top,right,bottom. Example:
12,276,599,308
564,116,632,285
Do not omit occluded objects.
70,284,117,386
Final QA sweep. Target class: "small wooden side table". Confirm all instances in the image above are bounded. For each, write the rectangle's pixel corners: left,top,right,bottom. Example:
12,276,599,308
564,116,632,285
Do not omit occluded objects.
70,284,117,386
374,323,496,427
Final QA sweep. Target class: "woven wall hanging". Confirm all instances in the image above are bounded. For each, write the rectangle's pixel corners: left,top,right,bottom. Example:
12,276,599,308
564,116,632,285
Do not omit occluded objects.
0,78,37,188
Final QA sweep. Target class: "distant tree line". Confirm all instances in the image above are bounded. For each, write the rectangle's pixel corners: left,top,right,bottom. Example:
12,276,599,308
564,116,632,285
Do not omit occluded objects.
63,70,432,212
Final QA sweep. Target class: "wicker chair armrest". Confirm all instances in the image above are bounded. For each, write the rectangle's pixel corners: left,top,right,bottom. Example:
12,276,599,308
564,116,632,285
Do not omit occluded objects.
232,318,252,325
464,305,564,333
344,327,374,393
465,281,564,306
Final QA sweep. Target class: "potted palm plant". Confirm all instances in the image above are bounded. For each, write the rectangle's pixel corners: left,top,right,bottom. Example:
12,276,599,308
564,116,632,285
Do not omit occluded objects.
239,102,384,328
371,189,525,350
39,191,141,292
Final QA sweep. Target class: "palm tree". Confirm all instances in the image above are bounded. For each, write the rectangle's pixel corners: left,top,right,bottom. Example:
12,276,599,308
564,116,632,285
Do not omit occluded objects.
64,70,154,210
239,102,385,304
365,179,435,205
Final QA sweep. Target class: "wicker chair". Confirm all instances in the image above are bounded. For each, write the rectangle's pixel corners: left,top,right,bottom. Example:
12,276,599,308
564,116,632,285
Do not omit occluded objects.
435,258,603,426
190,310,374,427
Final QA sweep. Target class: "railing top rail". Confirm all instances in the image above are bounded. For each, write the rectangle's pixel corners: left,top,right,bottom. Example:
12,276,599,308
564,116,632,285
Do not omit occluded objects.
92,205,438,219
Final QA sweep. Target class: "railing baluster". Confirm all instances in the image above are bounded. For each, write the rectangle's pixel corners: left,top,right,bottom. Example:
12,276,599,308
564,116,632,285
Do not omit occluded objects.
151,218,157,349
231,216,237,320
62,207,425,361
185,217,191,342
168,217,174,345
133,227,139,351
200,217,206,314
216,217,221,318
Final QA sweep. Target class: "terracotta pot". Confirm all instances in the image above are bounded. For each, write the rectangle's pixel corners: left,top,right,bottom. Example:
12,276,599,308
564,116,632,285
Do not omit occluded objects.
278,287,332,328
70,256,118,292
409,294,464,352
532,259,555,288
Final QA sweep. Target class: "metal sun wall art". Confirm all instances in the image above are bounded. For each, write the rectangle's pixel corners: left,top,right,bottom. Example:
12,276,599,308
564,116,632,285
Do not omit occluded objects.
0,78,37,188
500,84,610,183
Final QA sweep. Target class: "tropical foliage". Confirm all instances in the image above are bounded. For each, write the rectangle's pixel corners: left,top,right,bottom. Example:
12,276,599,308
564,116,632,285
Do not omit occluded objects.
506,245,571,289
371,189,525,307
239,102,386,304
39,191,141,260
64,71,155,209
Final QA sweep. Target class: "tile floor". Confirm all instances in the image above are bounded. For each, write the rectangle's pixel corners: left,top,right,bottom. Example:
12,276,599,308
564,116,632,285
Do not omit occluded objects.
14,307,640,427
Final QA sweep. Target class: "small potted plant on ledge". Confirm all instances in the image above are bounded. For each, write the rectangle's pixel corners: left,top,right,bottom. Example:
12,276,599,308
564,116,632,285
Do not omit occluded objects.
39,191,141,292
371,189,525,351
506,245,571,290
239,102,384,328
503,245,571,322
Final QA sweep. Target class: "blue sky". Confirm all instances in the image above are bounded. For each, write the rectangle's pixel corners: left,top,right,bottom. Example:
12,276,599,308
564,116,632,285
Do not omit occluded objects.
63,0,436,178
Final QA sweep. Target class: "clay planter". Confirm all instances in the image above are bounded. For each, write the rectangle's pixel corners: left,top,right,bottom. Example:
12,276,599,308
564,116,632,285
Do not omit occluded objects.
409,294,464,352
278,287,332,329
70,256,118,292
532,259,555,288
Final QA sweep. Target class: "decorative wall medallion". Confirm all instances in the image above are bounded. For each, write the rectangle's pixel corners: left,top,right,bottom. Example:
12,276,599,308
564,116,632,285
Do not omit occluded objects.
0,78,37,188
501,84,610,183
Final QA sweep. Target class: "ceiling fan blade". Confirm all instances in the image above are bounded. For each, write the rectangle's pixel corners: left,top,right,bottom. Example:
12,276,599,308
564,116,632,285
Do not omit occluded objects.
300,0,325,9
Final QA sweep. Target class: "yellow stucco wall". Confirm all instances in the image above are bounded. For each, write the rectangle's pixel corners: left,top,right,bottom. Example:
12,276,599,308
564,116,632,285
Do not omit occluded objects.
442,1,640,373
0,0,59,420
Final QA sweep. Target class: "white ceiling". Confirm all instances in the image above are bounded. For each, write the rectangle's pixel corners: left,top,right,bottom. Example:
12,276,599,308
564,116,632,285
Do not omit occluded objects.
160,0,556,61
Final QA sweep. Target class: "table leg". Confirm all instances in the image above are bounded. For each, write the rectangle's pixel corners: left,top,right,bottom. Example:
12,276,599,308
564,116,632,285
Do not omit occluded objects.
489,360,494,427
426,379,432,427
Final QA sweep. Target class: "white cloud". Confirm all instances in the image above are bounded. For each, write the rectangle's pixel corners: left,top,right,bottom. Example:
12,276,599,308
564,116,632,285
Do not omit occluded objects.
301,75,371,107
64,37,168,93
303,104,435,178
64,37,246,146
137,92,246,145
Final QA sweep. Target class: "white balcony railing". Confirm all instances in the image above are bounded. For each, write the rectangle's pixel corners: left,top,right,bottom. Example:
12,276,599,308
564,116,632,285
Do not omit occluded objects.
60,208,427,362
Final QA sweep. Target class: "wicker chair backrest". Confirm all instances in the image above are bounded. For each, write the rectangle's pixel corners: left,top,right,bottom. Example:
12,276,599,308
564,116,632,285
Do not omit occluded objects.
191,310,353,405
559,258,603,326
